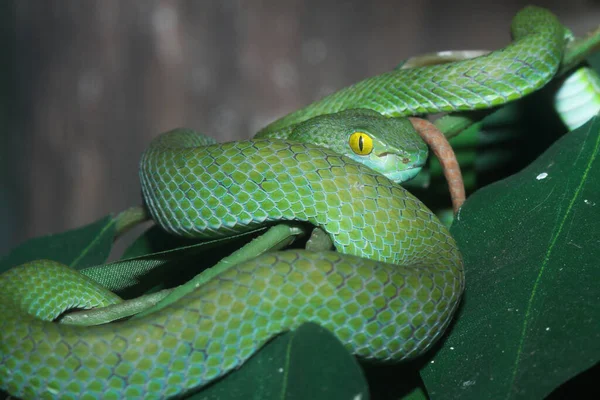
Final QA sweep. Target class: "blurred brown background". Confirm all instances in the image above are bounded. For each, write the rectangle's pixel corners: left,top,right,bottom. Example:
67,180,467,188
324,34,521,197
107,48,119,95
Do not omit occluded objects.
2,0,599,255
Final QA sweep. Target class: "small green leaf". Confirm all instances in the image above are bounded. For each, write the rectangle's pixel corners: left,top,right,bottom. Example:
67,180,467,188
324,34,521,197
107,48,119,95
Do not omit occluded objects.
422,116,600,398
0,215,116,273
83,228,267,297
121,225,199,259
401,386,429,400
189,323,368,400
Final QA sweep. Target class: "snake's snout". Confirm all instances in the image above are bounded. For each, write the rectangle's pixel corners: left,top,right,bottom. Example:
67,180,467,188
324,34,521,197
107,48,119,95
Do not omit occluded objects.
375,151,424,184
385,166,422,184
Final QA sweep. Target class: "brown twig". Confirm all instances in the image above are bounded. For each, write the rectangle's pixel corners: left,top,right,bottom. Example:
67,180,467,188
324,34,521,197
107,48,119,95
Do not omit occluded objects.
409,117,466,213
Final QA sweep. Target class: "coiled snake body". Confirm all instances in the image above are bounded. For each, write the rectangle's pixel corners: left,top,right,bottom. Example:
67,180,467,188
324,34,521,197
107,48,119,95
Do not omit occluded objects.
0,7,568,399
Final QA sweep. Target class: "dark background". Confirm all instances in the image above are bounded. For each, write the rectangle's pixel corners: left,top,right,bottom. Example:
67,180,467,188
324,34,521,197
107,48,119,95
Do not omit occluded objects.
2,0,599,255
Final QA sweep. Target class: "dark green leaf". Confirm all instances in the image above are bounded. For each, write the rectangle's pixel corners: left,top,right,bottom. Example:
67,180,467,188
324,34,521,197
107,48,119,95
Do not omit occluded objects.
188,323,368,400
121,225,200,259
422,116,600,398
401,387,428,400
84,227,268,297
546,363,600,398
0,215,116,273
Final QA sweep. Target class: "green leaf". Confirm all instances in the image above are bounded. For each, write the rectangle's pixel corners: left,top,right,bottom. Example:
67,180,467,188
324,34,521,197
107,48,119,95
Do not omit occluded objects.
188,322,368,400
401,387,428,400
0,215,116,273
121,225,200,259
421,116,600,398
83,227,268,297
546,363,600,398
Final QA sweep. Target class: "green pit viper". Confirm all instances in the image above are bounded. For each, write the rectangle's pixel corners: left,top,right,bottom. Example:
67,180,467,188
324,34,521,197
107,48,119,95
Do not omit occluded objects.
0,6,572,399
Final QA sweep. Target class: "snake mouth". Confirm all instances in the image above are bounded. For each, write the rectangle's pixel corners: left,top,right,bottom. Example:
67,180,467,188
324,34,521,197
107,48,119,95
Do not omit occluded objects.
373,151,424,183
377,151,416,165
377,152,421,168
384,166,422,184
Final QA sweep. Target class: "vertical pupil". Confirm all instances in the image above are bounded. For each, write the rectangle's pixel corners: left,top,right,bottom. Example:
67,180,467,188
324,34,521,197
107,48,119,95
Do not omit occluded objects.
358,135,364,152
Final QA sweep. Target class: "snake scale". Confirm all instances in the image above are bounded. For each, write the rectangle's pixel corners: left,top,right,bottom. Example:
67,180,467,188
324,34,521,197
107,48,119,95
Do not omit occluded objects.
0,6,568,399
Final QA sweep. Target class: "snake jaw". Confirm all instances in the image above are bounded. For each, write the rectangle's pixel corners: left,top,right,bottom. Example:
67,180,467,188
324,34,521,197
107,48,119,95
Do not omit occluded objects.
384,166,422,183
374,151,424,184
358,152,423,183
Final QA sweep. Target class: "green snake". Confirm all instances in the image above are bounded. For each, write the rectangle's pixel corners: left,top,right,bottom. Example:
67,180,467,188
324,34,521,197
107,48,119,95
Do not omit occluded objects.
0,6,570,399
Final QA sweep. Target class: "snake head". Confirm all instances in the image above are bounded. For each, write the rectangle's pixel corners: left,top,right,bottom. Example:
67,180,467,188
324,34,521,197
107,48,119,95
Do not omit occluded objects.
289,109,428,184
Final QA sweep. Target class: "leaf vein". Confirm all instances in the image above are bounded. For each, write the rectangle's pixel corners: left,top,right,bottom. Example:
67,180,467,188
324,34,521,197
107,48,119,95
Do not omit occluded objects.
506,120,600,398
279,329,295,400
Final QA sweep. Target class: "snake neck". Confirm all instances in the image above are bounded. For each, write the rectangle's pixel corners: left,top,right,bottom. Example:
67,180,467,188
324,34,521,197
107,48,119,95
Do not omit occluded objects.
257,6,567,139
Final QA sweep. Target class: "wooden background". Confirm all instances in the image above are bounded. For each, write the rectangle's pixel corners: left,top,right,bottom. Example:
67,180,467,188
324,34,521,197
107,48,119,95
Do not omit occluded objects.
2,0,600,254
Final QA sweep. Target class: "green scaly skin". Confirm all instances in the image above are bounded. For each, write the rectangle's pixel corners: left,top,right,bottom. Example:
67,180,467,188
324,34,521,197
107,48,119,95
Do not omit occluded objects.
256,6,568,139
0,6,567,399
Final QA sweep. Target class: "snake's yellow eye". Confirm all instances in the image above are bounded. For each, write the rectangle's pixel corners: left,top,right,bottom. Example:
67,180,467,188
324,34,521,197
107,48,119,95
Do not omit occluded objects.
349,132,373,155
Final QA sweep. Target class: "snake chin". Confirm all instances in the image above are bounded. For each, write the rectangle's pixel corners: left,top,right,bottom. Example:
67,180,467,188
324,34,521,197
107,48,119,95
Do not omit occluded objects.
348,151,424,185
385,167,422,184
374,152,424,184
